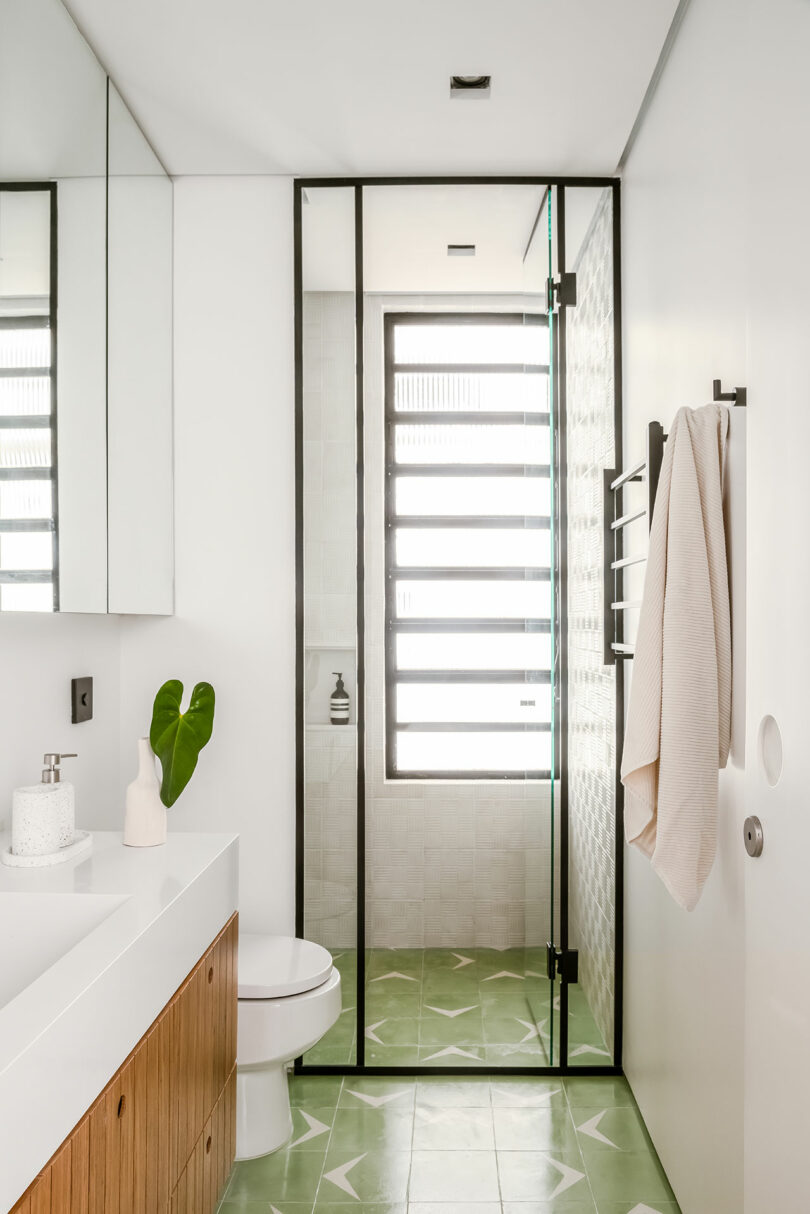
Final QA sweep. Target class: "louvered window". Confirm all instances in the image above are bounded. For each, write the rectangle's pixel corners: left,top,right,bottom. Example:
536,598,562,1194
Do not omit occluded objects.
384,312,553,779
0,317,57,611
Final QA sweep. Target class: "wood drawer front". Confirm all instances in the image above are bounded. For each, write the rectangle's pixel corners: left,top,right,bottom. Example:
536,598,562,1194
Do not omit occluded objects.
9,913,238,1214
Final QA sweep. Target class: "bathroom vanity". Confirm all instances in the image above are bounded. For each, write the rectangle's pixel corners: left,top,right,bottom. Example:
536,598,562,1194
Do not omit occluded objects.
0,832,239,1213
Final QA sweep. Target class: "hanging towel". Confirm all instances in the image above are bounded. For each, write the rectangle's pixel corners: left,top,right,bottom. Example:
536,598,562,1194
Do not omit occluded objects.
621,403,731,911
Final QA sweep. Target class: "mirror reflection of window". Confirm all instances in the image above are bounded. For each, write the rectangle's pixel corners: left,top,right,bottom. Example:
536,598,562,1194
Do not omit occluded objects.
0,187,57,612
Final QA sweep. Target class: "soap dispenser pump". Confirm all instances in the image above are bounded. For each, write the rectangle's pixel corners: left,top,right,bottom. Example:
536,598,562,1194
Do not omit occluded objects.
11,752,77,857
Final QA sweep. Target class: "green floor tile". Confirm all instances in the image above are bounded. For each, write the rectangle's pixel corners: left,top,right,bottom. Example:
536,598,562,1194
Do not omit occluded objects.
409,1149,500,1202
583,1150,675,1204
419,1011,485,1047
501,1203,597,1213
226,1147,325,1203
318,1149,411,1204
366,1016,420,1046
286,1106,336,1150
595,1204,681,1214
339,1078,416,1109
365,1043,422,1066
497,1150,590,1203
409,1205,501,1213
484,1044,547,1065
572,1106,652,1154
482,1013,545,1046
413,1105,495,1150
366,990,422,1019
564,1078,634,1108
494,1107,582,1153
305,1041,356,1065
491,1078,567,1107
289,1074,344,1107
329,1106,415,1152
314,1205,406,1213
417,1043,487,1066
415,1077,492,1107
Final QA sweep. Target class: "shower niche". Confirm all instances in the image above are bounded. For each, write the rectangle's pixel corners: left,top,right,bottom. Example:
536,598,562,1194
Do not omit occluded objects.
296,177,623,1074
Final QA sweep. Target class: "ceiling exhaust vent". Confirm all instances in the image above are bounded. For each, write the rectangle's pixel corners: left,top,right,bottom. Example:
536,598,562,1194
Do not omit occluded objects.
450,75,491,99
447,244,476,256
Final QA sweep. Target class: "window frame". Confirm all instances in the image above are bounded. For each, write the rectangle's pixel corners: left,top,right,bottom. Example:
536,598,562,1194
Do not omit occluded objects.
383,310,554,781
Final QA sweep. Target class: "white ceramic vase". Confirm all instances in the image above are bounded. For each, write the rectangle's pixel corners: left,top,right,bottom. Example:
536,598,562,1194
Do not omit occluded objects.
123,737,167,847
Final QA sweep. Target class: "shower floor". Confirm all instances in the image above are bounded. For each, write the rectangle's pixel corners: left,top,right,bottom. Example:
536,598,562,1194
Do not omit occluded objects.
304,948,612,1068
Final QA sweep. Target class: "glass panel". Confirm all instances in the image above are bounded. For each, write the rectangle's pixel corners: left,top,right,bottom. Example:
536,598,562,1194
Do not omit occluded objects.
395,579,551,620
301,185,357,1066
0,479,52,519
0,531,53,570
394,370,548,413
395,423,548,466
394,322,549,366
396,730,552,773
0,430,51,467
0,377,51,416
0,329,50,368
395,528,551,569
396,476,551,517
0,582,52,611
396,631,552,671
397,684,552,725
564,186,617,1068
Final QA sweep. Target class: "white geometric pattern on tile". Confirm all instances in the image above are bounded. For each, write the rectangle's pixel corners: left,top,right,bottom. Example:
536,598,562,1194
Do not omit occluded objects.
322,1153,366,1199
422,1045,482,1062
452,952,474,968
577,1110,619,1148
547,1157,588,1197
369,971,418,983
288,1111,331,1149
424,1004,478,1018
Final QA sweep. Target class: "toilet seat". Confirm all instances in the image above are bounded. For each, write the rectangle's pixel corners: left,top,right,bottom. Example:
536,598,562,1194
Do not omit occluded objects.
238,933,333,999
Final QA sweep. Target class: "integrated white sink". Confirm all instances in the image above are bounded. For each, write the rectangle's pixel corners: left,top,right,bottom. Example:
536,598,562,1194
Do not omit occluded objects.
0,891,129,1010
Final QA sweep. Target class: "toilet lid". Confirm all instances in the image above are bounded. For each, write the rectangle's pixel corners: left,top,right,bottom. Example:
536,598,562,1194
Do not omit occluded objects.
238,934,333,999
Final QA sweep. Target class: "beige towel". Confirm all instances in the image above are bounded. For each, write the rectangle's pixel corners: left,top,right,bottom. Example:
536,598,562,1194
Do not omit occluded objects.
621,403,731,911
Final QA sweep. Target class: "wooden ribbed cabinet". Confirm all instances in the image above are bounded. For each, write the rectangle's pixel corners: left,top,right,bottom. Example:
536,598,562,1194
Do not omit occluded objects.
9,914,238,1214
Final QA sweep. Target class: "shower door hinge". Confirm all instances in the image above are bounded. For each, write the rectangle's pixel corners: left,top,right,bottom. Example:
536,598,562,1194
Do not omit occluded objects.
546,271,577,310
546,942,579,984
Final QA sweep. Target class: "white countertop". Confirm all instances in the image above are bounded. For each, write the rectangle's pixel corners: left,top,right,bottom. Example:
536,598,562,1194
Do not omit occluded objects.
0,831,239,1212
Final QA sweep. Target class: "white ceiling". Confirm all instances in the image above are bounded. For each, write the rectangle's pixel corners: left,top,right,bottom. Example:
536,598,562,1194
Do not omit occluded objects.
62,0,679,177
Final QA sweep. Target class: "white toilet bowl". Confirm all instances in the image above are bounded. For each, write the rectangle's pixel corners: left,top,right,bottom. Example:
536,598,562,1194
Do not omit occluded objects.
236,934,341,1159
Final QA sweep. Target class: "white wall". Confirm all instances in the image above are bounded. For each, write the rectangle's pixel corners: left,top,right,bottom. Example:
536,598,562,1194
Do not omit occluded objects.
0,614,121,836
621,0,748,1210
118,176,296,935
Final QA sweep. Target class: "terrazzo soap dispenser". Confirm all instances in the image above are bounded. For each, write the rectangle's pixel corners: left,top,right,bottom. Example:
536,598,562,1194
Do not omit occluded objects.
11,752,77,857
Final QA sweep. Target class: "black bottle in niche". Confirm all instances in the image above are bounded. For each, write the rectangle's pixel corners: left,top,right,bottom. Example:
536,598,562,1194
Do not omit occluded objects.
330,672,350,725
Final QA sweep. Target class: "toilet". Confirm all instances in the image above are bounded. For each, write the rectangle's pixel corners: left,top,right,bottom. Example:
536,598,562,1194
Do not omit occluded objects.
236,934,342,1159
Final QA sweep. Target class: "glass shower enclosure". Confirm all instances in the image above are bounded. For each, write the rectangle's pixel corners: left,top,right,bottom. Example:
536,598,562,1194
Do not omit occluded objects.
295,177,622,1075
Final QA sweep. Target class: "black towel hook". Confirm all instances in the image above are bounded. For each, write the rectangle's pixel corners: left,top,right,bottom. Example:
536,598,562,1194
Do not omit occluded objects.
713,379,747,407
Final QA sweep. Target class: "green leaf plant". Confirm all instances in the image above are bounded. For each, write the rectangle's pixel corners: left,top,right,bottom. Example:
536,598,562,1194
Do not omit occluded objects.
149,680,215,808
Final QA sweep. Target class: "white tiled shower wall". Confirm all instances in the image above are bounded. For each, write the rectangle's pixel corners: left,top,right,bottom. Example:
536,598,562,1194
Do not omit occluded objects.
566,188,617,1051
302,289,556,950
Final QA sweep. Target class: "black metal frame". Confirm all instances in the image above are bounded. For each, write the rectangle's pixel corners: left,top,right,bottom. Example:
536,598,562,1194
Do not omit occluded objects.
0,182,59,611
383,310,553,781
294,175,624,1079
